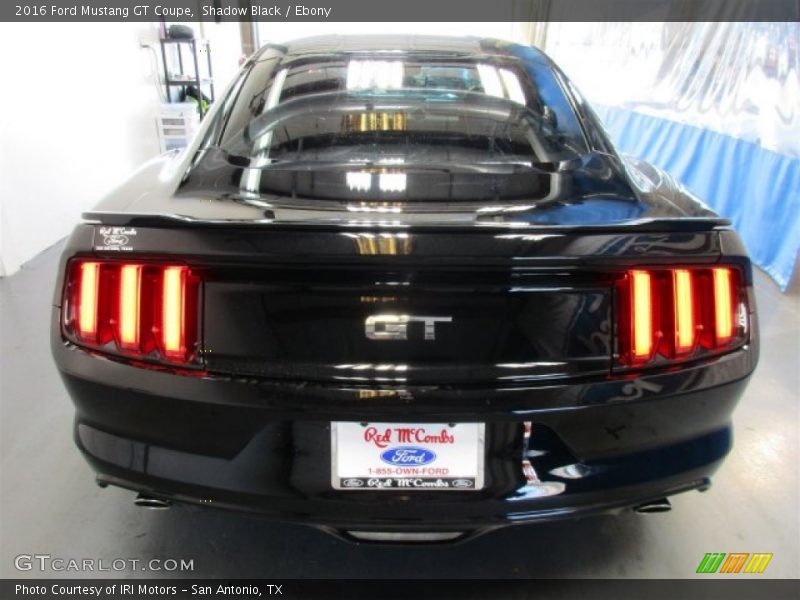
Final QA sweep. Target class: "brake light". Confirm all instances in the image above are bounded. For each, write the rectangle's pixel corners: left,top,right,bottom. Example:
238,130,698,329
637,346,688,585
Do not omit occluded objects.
713,267,734,344
118,264,142,350
64,260,200,365
617,266,746,368
630,270,654,361
77,262,100,341
162,266,188,358
673,269,695,354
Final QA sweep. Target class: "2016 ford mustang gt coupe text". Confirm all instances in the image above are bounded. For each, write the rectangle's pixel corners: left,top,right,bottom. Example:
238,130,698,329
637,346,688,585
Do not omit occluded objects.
52,35,758,542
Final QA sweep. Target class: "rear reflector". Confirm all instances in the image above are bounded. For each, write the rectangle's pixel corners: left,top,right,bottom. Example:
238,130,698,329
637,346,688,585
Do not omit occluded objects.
64,260,199,365
617,265,746,367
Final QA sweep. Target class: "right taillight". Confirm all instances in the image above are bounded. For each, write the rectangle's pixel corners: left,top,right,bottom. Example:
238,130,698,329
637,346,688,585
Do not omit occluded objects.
617,265,748,368
63,259,201,366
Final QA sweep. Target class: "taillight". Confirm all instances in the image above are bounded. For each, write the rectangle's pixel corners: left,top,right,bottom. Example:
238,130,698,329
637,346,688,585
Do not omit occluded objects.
161,266,191,360
63,259,200,366
672,268,695,354
76,261,100,341
629,270,654,361
117,264,142,350
713,267,734,345
617,266,747,368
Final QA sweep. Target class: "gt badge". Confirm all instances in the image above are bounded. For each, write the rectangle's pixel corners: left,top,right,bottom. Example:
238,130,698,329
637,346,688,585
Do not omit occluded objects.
365,315,452,341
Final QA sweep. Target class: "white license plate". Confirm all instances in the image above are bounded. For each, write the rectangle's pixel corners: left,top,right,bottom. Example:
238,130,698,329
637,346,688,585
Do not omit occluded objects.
331,422,485,491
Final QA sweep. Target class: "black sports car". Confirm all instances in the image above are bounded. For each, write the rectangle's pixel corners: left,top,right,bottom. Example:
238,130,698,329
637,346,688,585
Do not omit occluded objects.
51,35,757,543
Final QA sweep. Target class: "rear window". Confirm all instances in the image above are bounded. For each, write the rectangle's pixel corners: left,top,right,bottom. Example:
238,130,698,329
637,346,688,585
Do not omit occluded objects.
219,51,589,172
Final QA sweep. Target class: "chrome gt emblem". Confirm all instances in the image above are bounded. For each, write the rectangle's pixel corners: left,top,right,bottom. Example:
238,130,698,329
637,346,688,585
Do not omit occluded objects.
365,315,452,341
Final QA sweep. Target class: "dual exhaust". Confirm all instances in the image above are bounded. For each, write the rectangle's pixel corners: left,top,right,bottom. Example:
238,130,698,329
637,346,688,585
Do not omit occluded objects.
95,478,172,510
633,498,672,514
133,493,172,510
122,482,672,516
131,495,671,515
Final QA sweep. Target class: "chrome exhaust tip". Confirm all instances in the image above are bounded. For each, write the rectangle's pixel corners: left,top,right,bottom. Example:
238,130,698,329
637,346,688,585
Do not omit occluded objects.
633,498,672,514
134,493,171,510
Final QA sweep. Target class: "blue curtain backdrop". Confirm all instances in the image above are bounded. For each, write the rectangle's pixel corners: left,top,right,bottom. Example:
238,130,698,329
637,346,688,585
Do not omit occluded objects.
594,105,800,291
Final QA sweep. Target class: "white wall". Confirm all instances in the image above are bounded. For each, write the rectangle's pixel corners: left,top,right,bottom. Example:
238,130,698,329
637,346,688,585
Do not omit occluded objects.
200,22,246,93
0,22,243,277
0,23,163,276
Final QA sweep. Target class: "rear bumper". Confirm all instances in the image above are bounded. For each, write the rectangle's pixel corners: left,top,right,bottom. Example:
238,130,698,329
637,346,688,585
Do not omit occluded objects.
81,420,726,536
53,311,756,535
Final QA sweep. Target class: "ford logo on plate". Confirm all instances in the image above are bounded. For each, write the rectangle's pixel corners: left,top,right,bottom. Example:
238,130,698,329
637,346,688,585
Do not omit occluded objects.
451,479,473,488
380,446,437,466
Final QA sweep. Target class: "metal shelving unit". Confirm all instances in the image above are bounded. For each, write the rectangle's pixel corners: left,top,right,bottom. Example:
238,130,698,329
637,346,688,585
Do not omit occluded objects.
159,37,215,119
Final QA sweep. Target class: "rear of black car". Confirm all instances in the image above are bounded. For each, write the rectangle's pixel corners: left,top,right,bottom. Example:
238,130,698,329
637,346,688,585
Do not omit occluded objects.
51,36,757,541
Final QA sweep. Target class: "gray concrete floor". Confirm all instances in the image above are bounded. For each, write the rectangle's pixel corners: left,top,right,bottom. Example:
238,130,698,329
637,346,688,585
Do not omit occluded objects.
1,241,798,579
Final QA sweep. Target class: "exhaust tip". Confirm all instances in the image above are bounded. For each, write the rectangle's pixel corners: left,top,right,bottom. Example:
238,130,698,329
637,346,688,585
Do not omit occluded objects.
134,493,171,510
634,498,672,514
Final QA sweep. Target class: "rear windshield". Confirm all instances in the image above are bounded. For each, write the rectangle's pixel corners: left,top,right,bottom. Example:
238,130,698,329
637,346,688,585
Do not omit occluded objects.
219,51,589,173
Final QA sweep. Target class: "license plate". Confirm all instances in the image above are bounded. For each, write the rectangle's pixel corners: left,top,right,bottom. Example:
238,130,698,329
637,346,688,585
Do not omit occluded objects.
331,422,485,490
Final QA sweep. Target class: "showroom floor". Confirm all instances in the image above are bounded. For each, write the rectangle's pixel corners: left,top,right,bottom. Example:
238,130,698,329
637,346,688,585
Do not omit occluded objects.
1,241,798,579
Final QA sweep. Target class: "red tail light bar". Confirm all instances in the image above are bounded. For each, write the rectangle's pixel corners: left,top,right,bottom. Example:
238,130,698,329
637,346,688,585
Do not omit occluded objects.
63,259,200,366
62,259,747,372
616,266,747,368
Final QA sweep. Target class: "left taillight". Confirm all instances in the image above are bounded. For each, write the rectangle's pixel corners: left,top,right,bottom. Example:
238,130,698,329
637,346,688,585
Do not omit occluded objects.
62,259,201,366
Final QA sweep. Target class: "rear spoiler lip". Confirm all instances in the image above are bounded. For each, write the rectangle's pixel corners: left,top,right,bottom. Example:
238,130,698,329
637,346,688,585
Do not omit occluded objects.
82,211,731,233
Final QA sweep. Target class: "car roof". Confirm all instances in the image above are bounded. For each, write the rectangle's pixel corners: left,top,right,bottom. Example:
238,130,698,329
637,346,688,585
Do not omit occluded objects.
256,34,548,63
